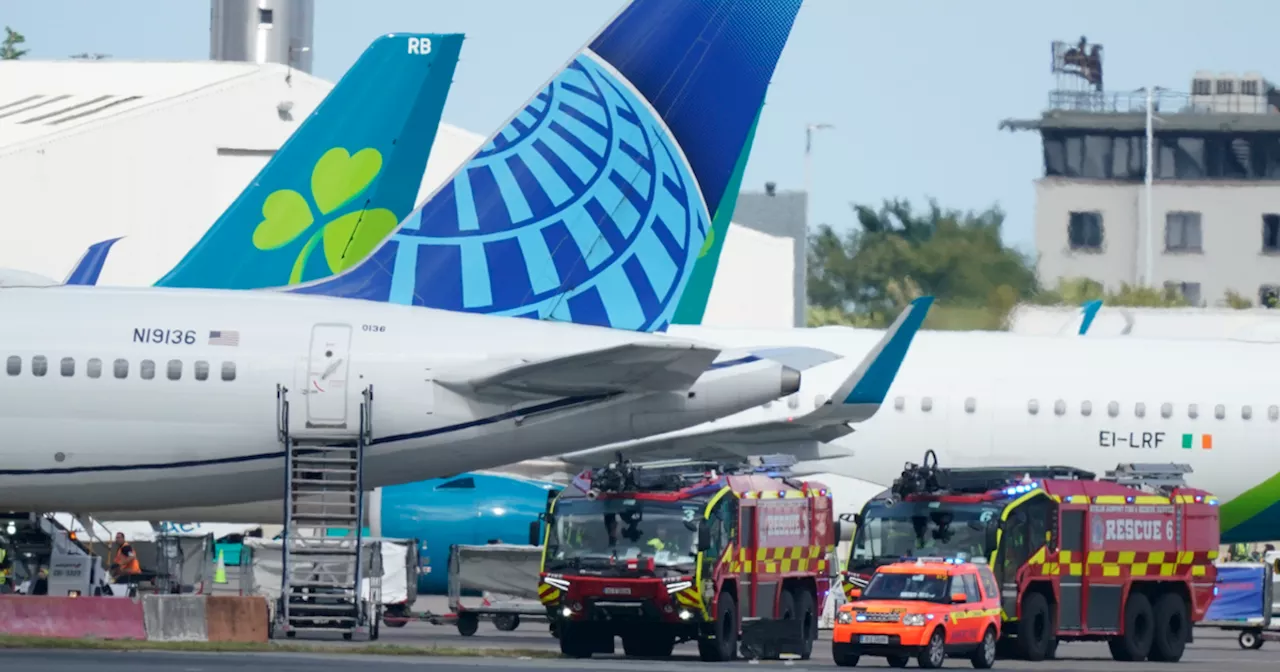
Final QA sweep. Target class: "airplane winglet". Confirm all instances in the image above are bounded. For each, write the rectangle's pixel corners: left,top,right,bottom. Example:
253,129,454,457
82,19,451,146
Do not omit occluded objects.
63,237,124,286
836,296,933,406
1079,299,1102,335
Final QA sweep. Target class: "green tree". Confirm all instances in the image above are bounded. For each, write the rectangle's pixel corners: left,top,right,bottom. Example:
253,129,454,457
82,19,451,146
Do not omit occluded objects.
807,198,1040,329
1,26,28,60
1032,277,1189,308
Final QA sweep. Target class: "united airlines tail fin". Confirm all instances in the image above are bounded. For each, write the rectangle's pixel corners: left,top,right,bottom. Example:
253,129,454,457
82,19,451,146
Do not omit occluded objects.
290,0,802,333
148,33,464,290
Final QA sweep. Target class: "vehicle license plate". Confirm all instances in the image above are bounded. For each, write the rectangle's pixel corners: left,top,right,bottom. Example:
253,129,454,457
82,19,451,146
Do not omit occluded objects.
860,635,889,644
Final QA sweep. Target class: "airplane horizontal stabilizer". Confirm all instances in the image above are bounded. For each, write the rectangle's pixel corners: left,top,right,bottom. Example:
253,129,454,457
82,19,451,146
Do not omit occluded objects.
435,341,720,401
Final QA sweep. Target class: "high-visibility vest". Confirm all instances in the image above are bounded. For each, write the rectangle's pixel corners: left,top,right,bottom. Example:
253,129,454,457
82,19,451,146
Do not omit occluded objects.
114,545,140,575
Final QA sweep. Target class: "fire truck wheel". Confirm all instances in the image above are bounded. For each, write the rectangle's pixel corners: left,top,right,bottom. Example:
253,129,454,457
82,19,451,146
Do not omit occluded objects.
917,627,947,669
1108,591,1154,662
779,588,797,620
698,592,738,662
970,627,997,669
1149,591,1189,662
795,587,817,660
558,622,594,658
1015,591,1053,661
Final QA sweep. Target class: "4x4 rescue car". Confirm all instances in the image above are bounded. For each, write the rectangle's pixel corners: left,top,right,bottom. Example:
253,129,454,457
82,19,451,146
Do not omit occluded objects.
833,556,1002,669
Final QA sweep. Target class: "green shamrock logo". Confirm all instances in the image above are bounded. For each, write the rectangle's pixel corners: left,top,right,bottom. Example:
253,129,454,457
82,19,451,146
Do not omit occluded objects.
251,147,401,284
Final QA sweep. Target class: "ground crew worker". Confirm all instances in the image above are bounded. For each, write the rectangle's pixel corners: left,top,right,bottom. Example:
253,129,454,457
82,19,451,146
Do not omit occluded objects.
110,532,141,581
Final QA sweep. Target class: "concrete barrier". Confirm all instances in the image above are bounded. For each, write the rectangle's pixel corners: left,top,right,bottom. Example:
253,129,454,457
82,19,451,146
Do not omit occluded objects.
0,595,146,640
205,595,269,643
142,595,208,642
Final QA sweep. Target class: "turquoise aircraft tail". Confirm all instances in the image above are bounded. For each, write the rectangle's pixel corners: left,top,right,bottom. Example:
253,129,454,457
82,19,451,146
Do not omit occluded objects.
286,0,802,333
135,33,464,290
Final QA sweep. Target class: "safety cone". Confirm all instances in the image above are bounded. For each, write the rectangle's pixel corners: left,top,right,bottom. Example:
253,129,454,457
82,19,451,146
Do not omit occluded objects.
214,549,227,584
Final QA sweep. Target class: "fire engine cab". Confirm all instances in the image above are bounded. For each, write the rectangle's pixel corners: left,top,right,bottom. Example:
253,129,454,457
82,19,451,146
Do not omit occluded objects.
843,451,1220,663
535,454,837,661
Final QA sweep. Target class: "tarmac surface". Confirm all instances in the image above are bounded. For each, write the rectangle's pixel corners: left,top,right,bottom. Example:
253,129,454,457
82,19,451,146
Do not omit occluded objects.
8,625,1277,671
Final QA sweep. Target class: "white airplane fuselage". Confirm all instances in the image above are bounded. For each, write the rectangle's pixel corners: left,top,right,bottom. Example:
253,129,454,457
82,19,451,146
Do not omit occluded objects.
0,286,792,513
668,324,1280,539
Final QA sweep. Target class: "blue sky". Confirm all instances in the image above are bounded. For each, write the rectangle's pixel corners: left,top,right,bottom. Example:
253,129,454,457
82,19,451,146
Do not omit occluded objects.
7,0,1280,253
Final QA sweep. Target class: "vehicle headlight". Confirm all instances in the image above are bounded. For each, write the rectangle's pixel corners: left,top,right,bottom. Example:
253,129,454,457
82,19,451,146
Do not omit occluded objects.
902,614,926,626
836,611,853,624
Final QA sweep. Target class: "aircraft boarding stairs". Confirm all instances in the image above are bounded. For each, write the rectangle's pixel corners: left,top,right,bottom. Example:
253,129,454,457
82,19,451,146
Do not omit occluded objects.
275,384,378,641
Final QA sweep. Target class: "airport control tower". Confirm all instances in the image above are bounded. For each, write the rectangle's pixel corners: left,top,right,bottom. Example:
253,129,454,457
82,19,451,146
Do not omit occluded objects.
210,0,315,74
1001,38,1280,308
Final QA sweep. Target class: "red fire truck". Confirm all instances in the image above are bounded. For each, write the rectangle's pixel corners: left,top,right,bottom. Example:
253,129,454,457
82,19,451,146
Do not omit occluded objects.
533,455,838,661
842,451,1220,663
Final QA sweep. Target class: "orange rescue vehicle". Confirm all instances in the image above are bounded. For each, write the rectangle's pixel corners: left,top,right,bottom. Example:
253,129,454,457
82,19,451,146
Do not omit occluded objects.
834,556,1002,668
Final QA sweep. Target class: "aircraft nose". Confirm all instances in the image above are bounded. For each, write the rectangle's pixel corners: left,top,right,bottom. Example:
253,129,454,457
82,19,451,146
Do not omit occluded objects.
781,366,802,396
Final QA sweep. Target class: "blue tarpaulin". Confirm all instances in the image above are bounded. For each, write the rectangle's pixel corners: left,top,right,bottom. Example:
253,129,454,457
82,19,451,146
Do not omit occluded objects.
1205,563,1270,623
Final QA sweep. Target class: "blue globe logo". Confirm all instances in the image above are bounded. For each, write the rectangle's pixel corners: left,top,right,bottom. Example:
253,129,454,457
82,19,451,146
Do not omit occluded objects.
388,51,710,331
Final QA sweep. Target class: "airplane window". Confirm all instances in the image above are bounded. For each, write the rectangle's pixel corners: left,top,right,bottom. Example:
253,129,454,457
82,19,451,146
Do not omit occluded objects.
1081,400,1092,416
1161,403,1173,418
1188,403,1199,419
167,359,182,381
60,357,74,377
921,397,933,412
113,358,129,379
964,397,976,413
31,355,47,377
894,396,905,411
1214,404,1226,420
1053,399,1065,416
437,477,476,489
87,358,102,379
195,361,209,381
1107,401,1119,417
221,361,236,382
1242,405,1253,420
140,359,155,380
1027,399,1039,415
5,355,20,376
1270,405,1279,421
1135,402,1146,418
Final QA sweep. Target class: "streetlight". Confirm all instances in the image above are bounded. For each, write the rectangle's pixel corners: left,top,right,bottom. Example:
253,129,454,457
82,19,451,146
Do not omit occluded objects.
803,123,834,327
1134,86,1166,287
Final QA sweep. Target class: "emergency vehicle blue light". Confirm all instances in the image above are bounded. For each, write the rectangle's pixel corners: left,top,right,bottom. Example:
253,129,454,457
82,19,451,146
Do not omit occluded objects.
1126,496,1135,503
1194,495,1204,503
777,490,787,499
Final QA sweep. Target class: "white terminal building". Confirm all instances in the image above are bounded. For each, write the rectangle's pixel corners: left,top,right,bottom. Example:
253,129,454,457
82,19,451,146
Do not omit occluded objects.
0,0,799,329
1004,39,1280,309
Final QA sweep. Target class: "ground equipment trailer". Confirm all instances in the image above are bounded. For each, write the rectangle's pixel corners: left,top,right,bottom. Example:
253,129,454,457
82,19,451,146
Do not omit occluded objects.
535,455,839,661
843,451,1220,663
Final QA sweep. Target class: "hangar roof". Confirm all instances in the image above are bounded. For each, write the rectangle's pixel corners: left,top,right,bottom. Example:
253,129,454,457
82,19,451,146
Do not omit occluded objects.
0,59,484,151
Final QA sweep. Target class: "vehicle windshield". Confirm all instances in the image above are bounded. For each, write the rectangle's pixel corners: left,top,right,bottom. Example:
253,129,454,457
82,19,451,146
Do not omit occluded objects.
545,497,701,572
849,500,998,569
862,571,951,602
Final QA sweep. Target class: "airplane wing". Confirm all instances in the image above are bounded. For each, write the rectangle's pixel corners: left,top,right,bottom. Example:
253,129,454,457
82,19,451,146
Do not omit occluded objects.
434,341,721,401
558,296,934,466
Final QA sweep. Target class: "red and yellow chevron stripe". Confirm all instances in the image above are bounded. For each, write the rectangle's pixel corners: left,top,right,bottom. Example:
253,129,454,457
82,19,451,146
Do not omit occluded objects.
1026,547,1217,578
538,582,561,605
724,544,836,574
